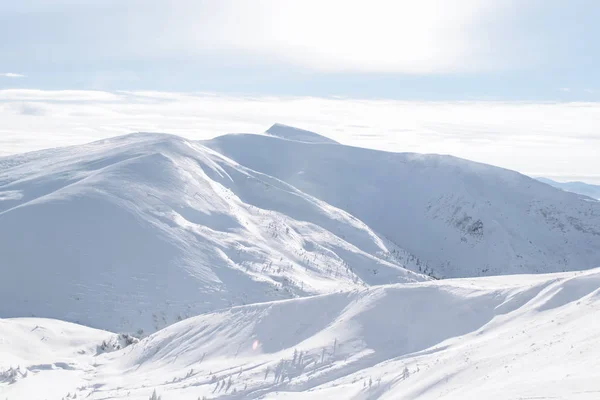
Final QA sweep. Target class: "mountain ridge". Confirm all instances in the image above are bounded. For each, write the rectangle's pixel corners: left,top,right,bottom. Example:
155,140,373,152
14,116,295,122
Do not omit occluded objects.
206,131,600,278
2,127,600,399
537,177,600,200
2,128,600,334
0,132,426,334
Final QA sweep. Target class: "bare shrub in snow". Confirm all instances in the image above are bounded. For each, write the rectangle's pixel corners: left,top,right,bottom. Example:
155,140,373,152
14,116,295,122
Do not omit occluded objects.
149,389,161,400
0,366,28,384
97,333,140,354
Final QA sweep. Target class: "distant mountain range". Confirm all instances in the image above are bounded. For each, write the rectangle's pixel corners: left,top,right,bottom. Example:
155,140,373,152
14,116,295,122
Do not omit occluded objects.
537,177,600,200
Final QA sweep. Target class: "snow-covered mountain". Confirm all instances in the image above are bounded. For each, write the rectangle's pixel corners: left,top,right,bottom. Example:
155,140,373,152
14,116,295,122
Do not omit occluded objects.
207,125,600,278
537,177,600,200
2,126,600,335
0,132,425,334
2,125,600,399
3,269,600,399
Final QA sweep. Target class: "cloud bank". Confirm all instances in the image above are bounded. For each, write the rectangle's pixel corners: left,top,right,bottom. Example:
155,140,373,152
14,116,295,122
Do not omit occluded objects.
0,89,599,183
1,73,25,78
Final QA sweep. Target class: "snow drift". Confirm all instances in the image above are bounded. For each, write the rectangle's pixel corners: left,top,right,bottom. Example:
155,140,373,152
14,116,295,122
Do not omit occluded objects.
2,269,600,399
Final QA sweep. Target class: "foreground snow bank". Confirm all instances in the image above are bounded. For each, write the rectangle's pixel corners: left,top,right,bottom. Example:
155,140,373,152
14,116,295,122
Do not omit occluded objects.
2,269,599,399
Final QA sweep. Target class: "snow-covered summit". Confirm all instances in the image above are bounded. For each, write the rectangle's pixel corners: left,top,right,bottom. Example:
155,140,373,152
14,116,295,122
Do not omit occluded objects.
265,123,339,144
207,130,600,278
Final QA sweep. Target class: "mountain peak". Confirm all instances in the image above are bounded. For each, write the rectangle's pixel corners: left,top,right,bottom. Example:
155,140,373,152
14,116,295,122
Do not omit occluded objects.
266,123,339,144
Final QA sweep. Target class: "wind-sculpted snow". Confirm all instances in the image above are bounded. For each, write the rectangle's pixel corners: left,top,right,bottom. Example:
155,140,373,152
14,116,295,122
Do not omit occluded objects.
0,133,425,334
207,128,600,278
2,270,600,399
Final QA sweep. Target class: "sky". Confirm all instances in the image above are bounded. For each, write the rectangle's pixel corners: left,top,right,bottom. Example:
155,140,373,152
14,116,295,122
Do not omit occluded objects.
1,0,599,182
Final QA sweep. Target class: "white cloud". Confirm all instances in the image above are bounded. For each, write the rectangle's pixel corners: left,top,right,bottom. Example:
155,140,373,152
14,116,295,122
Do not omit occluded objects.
1,89,599,183
0,89,119,101
158,0,530,73
1,73,25,78
0,0,534,74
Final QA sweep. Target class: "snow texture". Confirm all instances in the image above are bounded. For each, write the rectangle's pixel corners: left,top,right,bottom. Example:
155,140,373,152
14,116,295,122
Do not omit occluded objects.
2,269,600,399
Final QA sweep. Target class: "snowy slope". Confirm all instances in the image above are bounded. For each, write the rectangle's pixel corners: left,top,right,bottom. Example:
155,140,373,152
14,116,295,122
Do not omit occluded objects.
0,318,115,400
0,133,425,334
2,269,600,399
207,126,600,278
538,177,600,200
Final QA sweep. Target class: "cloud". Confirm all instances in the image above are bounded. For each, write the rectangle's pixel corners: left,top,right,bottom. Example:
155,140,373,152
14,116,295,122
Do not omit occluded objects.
1,89,600,183
14,103,47,116
170,0,530,74
560,88,597,94
0,89,121,102
1,73,25,78
0,0,537,74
